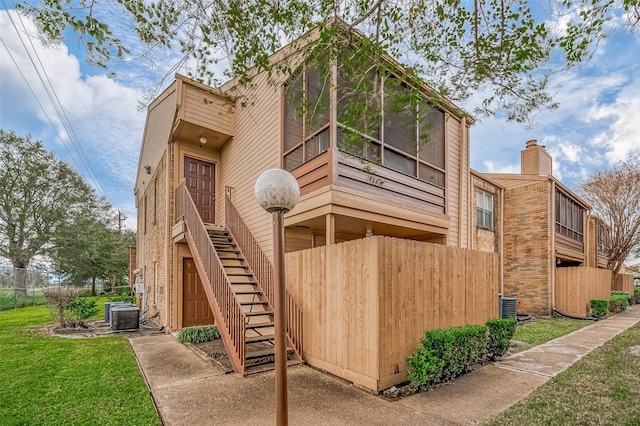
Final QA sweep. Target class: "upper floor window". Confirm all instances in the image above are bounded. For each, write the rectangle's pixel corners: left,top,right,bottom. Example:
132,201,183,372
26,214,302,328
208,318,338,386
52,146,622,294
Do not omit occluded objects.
555,190,584,242
596,222,609,252
282,53,446,187
476,188,494,229
283,65,330,171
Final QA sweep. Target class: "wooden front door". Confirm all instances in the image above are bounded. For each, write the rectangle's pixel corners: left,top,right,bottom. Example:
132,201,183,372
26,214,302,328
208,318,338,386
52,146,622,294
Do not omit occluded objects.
182,258,214,327
184,156,215,223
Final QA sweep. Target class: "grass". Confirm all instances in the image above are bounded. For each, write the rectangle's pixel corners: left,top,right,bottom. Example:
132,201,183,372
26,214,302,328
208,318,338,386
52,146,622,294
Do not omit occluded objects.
513,317,595,346
486,321,640,425
0,303,160,425
0,289,46,311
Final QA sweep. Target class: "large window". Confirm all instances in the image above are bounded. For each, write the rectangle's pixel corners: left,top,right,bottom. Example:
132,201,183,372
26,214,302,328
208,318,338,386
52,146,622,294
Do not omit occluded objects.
283,65,330,171
282,56,446,186
336,63,446,187
597,222,609,252
476,189,494,229
555,190,584,242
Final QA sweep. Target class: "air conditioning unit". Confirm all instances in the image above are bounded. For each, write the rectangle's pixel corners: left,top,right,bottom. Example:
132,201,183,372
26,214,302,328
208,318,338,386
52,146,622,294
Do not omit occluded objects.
104,302,129,323
110,305,140,331
501,297,517,319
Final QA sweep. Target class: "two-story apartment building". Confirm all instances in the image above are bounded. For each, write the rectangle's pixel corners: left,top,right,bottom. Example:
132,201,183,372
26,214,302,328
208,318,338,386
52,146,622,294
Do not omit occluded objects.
133,22,500,392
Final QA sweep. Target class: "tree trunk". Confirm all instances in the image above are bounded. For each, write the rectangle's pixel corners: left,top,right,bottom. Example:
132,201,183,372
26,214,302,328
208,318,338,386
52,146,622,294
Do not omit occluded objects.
12,266,28,298
91,276,96,297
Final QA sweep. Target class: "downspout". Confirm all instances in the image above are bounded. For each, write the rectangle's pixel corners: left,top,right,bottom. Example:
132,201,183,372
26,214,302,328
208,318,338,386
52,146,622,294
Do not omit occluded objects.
500,185,505,295
165,145,172,330
550,179,556,315
459,117,466,247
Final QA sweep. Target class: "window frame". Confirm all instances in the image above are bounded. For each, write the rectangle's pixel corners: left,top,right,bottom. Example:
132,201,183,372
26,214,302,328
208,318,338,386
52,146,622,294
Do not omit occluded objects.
476,188,494,230
554,190,584,242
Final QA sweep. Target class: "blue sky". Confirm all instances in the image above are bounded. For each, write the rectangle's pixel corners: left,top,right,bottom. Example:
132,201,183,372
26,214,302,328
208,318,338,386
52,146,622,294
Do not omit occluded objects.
1,7,639,235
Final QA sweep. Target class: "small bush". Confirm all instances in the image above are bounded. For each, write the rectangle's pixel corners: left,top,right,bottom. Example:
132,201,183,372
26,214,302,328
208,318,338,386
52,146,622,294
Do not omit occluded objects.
108,295,136,304
113,285,133,296
634,288,640,304
590,299,608,318
608,299,623,314
407,325,488,389
177,326,220,344
610,293,629,311
67,298,98,321
486,318,517,360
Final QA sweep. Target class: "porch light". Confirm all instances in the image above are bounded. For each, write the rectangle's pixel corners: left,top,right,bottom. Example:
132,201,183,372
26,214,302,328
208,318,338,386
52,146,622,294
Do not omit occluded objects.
255,168,299,426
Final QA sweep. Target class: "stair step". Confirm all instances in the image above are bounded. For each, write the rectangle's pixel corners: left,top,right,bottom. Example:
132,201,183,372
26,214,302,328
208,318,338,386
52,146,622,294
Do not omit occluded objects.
233,289,263,295
227,272,253,277
246,321,274,329
246,334,275,343
240,300,268,306
213,241,236,247
244,311,273,317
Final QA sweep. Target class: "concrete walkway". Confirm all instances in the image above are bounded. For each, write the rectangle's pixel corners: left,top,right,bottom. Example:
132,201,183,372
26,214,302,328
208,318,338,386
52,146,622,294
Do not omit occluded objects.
129,307,640,425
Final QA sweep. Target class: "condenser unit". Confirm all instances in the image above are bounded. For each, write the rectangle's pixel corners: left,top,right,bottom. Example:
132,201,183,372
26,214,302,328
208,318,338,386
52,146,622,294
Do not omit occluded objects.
501,297,517,319
110,305,140,331
104,302,128,323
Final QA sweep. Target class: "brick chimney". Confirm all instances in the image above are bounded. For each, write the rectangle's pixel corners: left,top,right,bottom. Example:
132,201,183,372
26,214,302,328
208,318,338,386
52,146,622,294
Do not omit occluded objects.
521,139,552,176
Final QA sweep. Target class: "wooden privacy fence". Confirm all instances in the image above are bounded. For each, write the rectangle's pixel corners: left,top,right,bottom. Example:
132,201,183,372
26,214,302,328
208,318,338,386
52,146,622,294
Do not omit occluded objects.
614,273,634,297
555,266,611,317
285,236,499,392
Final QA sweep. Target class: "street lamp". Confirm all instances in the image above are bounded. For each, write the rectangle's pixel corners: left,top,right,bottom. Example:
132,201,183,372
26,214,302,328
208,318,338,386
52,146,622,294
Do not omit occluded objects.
255,169,299,426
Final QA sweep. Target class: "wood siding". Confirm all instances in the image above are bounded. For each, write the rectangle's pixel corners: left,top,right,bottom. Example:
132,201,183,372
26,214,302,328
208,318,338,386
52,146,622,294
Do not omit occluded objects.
555,266,612,316
335,154,446,214
291,151,331,196
180,83,235,137
285,236,498,392
219,73,283,260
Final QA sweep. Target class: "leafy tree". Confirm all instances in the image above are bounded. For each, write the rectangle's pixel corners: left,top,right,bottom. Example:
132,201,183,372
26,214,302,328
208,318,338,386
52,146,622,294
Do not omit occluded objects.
51,201,134,296
580,160,640,284
0,130,96,297
14,0,640,122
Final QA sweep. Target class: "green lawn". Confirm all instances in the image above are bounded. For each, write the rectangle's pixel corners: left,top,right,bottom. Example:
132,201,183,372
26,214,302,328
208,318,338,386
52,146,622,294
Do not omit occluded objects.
0,303,160,426
486,321,640,425
513,317,595,346
0,289,47,311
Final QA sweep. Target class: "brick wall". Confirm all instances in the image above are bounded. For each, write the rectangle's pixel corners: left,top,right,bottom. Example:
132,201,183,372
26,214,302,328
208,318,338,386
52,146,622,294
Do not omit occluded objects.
471,175,502,254
138,152,169,326
502,181,553,316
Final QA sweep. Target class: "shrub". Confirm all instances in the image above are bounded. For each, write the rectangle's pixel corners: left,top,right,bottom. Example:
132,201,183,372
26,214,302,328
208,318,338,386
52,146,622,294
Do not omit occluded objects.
45,288,79,327
486,318,517,360
635,288,640,304
406,325,488,389
590,299,608,318
113,285,133,296
67,298,98,321
177,326,221,344
610,293,629,311
608,299,623,314
108,295,136,304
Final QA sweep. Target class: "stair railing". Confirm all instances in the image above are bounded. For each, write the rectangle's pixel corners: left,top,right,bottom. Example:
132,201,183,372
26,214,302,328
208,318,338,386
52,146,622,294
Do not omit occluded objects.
176,180,246,373
225,187,303,360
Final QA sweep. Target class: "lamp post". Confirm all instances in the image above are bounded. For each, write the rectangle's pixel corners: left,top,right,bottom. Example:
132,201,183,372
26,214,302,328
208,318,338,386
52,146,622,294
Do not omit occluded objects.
255,169,300,426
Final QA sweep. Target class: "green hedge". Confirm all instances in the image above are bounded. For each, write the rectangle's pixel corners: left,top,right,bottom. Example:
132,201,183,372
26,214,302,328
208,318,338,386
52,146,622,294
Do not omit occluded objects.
177,326,221,344
610,293,629,311
487,318,518,360
407,324,488,389
590,299,608,318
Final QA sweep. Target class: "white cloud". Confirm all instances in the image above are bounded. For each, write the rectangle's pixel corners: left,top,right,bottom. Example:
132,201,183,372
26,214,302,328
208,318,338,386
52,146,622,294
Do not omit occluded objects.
0,9,145,222
482,161,519,174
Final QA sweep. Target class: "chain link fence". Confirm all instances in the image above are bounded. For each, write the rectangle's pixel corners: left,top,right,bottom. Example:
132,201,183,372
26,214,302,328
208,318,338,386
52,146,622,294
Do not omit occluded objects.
0,266,105,310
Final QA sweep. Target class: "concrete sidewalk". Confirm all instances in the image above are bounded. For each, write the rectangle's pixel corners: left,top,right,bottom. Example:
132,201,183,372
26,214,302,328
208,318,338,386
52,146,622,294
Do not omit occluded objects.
129,307,640,425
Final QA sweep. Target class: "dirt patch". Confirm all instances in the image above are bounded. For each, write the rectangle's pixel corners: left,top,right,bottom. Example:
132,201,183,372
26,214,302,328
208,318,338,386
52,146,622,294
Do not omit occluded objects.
504,339,534,357
48,321,166,339
630,345,640,356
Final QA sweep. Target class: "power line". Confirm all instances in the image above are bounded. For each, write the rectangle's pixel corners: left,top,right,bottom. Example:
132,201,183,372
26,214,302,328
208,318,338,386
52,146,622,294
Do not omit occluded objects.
1,5,113,205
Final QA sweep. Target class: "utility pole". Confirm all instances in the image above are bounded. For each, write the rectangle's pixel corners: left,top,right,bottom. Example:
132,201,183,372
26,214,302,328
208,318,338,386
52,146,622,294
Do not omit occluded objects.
117,210,126,233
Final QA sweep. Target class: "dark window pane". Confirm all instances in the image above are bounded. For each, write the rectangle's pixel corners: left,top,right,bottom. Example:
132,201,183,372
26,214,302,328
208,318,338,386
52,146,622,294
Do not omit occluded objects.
337,58,381,140
384,148,416,176
284,145,303,171
305,128,330,161
284,74,303,152
306,66,330,136
418,105,445,169
337,127,380,162
384,78,416,156
418,163,445,187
